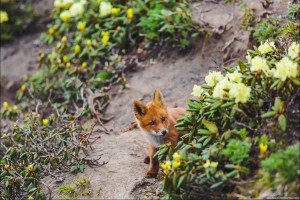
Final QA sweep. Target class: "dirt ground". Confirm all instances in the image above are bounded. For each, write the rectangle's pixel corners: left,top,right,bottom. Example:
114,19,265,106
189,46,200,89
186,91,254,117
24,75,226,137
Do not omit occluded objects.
0,0,288,199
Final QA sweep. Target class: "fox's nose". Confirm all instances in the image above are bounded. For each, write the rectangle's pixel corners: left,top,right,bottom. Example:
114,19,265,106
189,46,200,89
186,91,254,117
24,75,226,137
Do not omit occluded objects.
162,130,167,135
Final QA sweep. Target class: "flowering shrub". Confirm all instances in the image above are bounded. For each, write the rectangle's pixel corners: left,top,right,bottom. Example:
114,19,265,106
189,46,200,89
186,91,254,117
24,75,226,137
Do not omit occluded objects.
1,101,19,120
0,110,103,199
155,41,299,199
0,0,37,42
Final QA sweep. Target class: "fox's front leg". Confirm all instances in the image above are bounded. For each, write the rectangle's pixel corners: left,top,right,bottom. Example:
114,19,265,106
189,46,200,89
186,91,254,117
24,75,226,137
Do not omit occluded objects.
145,144,159,178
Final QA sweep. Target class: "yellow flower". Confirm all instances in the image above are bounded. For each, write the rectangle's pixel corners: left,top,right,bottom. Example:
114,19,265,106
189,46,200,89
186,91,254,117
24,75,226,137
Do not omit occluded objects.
101,31,110,46
272,57,298,81
28,165,33,171
172,160,181,168
126,8,133,20
70,2,85,17
203,159,210,169
63,55,68,62
226,70,242,83
3,101,9,109
97,0,102,2
258,41,276,54
161,160,171,174
210,161,218,168
259,143,268,158
203,160,218,169
66,62,71,68
229,83,251,103
87,39,92,46
14,124,17,127
205,71,224,87
213,78,232,99
21,85,26,92
19,163,23,167
13,105,18,111
28,196,34,200
82,62,87,68
288,42,300,59
173,152,182,162
74,45,81,54
48,28,55,35
111,8,120,15
43,119,49,126
54,0,63,8
191,85,204,97
0,10,9,23
250,56,270,75
60,10,71,22
52,51,57,59
62,36,67,43
77,21,86,32
99,2,112,17
4,164,9,170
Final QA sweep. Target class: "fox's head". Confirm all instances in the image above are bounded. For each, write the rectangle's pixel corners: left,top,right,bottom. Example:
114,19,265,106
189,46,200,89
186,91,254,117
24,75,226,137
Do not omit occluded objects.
133,89,169,137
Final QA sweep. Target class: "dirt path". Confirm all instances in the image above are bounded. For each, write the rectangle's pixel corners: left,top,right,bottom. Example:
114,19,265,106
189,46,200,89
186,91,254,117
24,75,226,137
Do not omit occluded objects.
1,1,287,199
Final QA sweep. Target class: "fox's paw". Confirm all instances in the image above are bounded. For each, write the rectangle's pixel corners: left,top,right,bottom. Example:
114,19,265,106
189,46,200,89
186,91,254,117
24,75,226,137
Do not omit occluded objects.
144,156,150,164
145,170,158,178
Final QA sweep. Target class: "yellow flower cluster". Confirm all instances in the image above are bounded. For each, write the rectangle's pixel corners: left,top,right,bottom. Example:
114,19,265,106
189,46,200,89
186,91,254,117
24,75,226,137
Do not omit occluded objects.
272,57,298,81
57,0,85,22
172,152,182,169
111,8,120,15
258,41,276,54
60,10,71,22
101,31,110,46
75,45,81,54
212,78,232,99
0,10,9,23
161,160,171,174
288,42,300,59
229,83,251,103
77,21,86,32
100,1,112,17
3,101,9,109
43,119,49,125
226,70,242,83
191,85,204,97
259,143,268,158
250,56,270,74
205,71,224,87
127,8,134,20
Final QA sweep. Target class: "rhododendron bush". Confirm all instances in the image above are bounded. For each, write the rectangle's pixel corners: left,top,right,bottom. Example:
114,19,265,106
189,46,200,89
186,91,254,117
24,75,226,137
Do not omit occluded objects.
156,41,300,199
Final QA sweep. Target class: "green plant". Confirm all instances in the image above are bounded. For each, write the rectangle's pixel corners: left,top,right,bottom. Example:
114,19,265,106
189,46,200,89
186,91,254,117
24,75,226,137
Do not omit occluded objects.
0,110,102,199
287,3,300,20
222,139,251,165
56,177,93,199
0,0,37,43
155,40,299,199
240,4,256,30
261,144,299,184
253,17,281,42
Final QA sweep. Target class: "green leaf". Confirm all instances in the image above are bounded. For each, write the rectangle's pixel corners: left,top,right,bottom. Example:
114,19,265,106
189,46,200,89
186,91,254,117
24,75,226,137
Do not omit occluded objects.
177,175,185,188
238,59,246,72
197,129,212,135
210,181,224,189
202,120,218,133
272,97,281,111
193,143,202,149
203,137,211,147
96,71,113,80
70,166,77,173
278,114,287,131
261,111,277,119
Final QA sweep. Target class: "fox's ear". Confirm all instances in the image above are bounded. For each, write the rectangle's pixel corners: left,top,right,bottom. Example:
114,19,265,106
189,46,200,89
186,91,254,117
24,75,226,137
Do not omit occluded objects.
133,100,148,119
153,89,166,108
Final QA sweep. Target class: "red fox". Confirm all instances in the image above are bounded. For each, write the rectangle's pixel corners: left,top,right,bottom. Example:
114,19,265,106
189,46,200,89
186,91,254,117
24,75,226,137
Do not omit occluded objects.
133,89,187,178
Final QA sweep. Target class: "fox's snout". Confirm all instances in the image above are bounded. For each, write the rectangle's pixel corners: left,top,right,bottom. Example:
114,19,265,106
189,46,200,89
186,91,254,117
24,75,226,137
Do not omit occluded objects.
161,129,168,136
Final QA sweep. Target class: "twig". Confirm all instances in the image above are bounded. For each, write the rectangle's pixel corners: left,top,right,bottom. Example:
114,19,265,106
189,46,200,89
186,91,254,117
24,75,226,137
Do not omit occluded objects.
224,114,256,132
287,87,300,108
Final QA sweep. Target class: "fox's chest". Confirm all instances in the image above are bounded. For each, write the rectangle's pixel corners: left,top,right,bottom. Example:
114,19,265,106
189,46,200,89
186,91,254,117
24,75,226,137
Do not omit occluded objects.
143,132,166,147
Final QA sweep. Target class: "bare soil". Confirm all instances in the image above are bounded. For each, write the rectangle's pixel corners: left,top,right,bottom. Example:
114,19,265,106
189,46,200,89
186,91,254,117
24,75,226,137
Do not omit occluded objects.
0,0,288,199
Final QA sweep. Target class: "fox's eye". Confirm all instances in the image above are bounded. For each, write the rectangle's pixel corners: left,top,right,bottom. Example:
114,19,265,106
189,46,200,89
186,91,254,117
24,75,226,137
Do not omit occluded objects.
149,121,155,125
162,117,165,122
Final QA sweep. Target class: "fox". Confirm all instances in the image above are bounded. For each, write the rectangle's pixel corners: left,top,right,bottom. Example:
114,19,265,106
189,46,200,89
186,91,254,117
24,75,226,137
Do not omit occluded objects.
133,89,187,178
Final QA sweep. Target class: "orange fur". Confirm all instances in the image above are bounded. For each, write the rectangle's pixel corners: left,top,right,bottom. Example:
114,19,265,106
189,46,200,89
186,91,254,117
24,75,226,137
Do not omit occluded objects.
133,89,187,178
